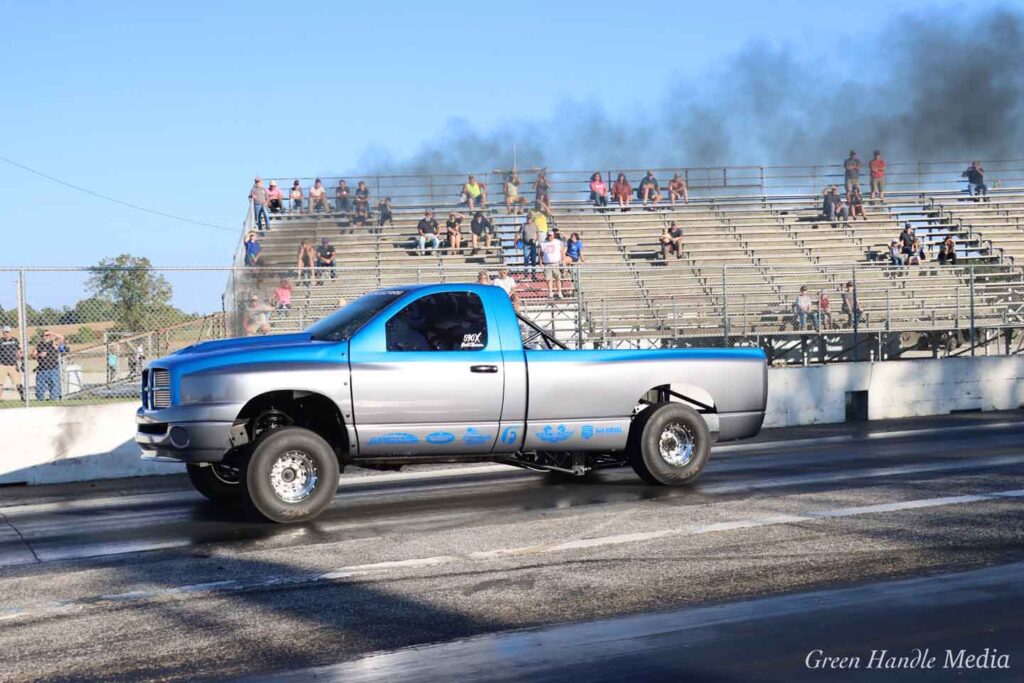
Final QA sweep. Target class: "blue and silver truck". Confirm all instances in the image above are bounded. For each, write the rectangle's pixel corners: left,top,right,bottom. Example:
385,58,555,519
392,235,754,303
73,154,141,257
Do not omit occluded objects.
136,284,768,522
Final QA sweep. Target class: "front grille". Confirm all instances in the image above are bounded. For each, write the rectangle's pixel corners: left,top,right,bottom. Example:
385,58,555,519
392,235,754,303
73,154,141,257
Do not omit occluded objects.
151,368,171,408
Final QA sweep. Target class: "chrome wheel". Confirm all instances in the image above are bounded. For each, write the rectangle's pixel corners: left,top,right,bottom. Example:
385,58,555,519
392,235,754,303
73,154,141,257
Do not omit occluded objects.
210,463,240,485
658,423,695,467
269,450,319,503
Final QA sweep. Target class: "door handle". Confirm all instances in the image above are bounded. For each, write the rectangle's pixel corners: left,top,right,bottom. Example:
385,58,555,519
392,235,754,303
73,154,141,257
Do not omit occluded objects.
470,365,499,373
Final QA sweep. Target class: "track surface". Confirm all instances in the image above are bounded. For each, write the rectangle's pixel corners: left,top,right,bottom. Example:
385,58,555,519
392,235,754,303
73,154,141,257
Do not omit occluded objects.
1,412,1023,681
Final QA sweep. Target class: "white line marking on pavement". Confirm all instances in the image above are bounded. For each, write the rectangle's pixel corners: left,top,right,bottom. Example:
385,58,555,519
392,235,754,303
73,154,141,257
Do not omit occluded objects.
3,486,1022,623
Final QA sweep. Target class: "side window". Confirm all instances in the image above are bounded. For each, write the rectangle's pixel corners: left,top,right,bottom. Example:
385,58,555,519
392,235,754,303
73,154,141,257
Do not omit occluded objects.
386,292,488,352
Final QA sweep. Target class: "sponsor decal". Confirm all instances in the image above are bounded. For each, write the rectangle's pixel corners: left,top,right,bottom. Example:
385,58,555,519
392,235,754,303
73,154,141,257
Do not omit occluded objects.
535,424,574,444
462,427,492,446
582,424,624,440
500,427,519,445
367,432,419,445
460,332,485,349
425,431,456,445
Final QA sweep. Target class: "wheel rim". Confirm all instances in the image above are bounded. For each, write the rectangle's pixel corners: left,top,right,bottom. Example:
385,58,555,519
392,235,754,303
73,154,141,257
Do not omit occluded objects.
658,423,695,467
269,450,319,503
210,463,240,486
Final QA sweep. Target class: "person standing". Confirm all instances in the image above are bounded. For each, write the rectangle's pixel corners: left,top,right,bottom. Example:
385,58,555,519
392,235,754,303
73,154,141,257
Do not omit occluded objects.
843,150,861,195
32,330,65,401
518,214,540,277
869,150,886,201
793,286,814,330
249,177,270,233
540,231,566,298
0,325,24,401
296,239,316,285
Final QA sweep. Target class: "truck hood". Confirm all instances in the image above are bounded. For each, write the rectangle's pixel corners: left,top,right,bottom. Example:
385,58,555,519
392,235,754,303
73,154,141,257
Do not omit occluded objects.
173,333,312,357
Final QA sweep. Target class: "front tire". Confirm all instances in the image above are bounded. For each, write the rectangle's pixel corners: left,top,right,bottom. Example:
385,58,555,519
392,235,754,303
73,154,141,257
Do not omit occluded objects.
243,426,340,523
187,463,243,502
628,402,710,485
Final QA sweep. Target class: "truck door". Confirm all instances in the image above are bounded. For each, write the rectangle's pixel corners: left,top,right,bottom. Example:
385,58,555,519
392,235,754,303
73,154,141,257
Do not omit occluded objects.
349,290,504,455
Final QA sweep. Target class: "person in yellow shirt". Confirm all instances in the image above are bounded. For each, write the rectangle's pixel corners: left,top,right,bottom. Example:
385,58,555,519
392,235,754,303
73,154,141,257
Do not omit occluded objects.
462,174,488,210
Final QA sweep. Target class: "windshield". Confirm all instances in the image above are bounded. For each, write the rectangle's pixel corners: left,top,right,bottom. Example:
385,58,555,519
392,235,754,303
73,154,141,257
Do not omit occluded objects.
305,289,407,341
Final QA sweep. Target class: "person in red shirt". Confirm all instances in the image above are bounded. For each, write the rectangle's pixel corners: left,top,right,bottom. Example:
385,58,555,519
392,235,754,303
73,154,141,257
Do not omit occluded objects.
611,172,632,208
869,150,887,201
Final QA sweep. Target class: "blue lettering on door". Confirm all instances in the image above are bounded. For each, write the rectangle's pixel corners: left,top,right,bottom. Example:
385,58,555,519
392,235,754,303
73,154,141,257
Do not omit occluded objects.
536,425,574,444
425,432,456,445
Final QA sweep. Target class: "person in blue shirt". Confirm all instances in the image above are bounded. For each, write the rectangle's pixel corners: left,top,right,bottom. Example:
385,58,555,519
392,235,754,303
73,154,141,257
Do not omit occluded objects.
564,232,584,264
243,231,262,267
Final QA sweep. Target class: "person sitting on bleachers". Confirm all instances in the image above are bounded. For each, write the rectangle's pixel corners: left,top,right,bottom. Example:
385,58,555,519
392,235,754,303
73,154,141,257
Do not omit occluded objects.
243,231,262,267
898,223,916,251
793,286,815,330
938,235,958,265
335,180,351,213
310,178,329,212
821,186,839,222
907,238,925,266
818,291,833,329
668,173,689,205
589,172,608,207
962,161,987,198
494,267,516,296
267,180,284,213
611,173,632,208
848,186,866,220
445,212,466,253
296,240,316,285
469,211,494,254
659,221,684,261
353,181,371,225
244,295,273,336
504,173,528,214
316,237,337,284
536,191,553,217
639,171,662,206
831,189,849,227
289,180,304,213
415,209,441,255
462,175,488,210
274,279,292,312
534,171,551,203
888,240,903,266
378,196,394,228
564,232,584,265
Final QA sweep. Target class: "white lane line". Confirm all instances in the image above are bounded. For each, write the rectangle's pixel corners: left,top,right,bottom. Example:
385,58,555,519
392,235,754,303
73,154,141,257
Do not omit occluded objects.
3,486,1022,623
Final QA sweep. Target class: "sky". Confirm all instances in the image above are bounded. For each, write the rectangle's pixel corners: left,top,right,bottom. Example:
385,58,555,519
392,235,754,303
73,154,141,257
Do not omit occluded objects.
0,0,1018,311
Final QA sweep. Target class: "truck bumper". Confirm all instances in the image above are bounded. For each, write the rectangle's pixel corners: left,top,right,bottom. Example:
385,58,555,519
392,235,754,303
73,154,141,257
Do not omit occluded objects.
135,404,241,463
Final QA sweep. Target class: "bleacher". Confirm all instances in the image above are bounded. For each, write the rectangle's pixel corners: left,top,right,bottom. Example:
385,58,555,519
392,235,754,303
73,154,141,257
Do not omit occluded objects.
230,166,1024,359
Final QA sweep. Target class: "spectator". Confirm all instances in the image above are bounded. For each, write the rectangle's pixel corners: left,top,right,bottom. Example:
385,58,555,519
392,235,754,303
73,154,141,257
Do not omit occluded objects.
249,177,270,232
793,286,815,330
0,325,24,401
843,150,861,194
504,173,528,214
289,180,304,213
660,221,684,260
316,237,337,284
310,178,328,212
611,173,632,208
377,196,394,228
841,281,865,326
938,235,958,265
243,231,262,267
818,291,833,329
564,232,584,265
849,186,866,220
129,343,145,379
244,295,272,336
462,175,488,209
831,189,849,226
668,173,689,205
476,271,491,286
639,170,662,206
534,171,551,202
494,267,516,296
907,238,926,266
888,240,903,266
32,330,65,401
535,191,553,217
274,279,293,311
445,211,466,253
540,231,566,298
962,161,987,198
518,213,540,276
589,172,608,207
296,239,316,285
416,209,441,254
267,180,284,214
869,150,886,201
353,181,371,225
899,223,916,252
335,180,351,213
106,341,119,383
821,186,836,222
469,211,495,254
530,209,550,241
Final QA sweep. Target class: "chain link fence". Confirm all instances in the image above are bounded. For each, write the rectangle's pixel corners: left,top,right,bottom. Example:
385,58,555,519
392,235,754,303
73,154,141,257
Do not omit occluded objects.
3,261,1024,408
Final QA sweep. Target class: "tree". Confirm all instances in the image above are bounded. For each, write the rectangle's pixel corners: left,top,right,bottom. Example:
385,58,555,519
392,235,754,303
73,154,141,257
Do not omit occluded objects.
87,254,173,333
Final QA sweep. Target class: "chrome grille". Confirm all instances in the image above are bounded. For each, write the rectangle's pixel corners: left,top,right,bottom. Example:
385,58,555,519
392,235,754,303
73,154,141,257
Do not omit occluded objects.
151,368,171,408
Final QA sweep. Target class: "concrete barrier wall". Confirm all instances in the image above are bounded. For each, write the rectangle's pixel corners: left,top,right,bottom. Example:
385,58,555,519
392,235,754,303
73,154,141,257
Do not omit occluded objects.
1,356,1021,485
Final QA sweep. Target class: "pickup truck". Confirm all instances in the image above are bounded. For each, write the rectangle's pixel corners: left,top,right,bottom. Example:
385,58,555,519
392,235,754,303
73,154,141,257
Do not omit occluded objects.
136,283,767,522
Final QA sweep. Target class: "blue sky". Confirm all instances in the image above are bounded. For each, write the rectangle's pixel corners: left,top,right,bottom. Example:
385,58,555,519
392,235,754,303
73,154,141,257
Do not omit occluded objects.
0,0,1013,310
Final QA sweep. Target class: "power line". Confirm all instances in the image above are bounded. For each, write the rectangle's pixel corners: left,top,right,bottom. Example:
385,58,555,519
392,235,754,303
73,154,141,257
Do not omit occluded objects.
0,155,237,233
